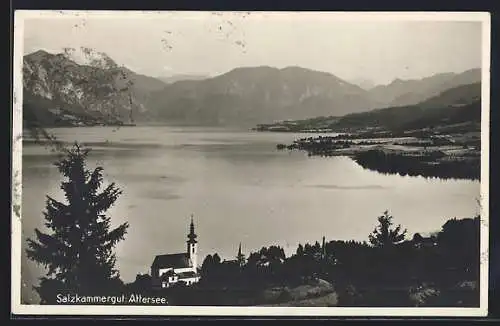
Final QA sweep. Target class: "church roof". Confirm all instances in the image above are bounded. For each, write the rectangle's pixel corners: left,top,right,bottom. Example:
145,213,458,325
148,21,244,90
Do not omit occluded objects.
177,271,198,279
152,253,191,269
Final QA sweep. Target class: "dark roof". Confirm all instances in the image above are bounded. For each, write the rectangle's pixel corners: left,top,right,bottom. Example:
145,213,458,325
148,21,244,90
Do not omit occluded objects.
177,271,198,279
152,253,190,269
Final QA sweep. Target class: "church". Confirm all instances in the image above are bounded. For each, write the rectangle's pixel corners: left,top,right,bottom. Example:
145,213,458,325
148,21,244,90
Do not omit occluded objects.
151,216,200,289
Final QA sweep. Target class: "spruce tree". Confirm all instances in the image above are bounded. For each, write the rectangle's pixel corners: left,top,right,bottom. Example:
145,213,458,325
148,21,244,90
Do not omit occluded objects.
26,143,129,303
368,210,407,248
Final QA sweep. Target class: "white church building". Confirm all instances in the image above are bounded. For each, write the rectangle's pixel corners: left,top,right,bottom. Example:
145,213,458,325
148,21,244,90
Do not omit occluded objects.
151,216,201,288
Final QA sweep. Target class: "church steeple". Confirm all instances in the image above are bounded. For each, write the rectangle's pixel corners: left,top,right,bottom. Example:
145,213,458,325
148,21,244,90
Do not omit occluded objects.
187,215,198,270
187,215,197,244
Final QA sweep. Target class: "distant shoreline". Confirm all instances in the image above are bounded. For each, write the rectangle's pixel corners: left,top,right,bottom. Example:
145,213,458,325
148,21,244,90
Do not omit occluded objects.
277,132,480,181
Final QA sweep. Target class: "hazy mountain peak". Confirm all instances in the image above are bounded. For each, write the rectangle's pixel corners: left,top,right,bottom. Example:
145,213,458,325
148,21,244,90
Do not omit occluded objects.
280,66,339,77
280,66,312,72
144,64,378,126
226,65,279,73
24,49,58,62
369,68,482,108
349,78,376,90
29,49,50,57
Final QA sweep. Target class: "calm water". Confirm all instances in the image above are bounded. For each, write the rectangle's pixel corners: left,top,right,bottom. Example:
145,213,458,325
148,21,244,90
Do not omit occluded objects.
20,126,480,303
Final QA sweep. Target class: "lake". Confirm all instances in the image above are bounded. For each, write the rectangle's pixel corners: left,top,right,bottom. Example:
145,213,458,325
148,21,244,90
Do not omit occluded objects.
19,126,480,303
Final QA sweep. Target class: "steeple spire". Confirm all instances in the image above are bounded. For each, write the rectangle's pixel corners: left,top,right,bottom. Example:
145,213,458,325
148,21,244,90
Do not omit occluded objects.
186,214,198,270
187,214,197,244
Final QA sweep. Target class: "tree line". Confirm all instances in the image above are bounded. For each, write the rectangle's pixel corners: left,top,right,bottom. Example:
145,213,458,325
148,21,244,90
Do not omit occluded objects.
161,211,479,307
353,149,480,181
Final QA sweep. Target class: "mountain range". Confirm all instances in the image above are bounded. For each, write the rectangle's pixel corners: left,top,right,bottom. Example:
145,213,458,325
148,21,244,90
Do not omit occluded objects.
333,82,481,132
21,47,482,128
255,81,481,133
145,66,381,126
367,69,481,108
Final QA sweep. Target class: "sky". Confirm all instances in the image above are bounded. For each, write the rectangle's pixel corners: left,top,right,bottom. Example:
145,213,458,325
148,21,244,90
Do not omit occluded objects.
19,11,485,86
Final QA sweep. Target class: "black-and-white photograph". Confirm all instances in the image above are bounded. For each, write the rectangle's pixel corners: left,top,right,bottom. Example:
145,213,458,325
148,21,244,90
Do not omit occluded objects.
11,11,490,316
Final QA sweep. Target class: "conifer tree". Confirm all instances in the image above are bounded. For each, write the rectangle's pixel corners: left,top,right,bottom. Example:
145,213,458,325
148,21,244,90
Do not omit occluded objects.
26,143,129,303
368,210,407,248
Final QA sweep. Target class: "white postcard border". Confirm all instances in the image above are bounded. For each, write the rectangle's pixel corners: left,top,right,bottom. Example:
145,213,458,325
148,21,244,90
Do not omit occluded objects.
11,10,491,317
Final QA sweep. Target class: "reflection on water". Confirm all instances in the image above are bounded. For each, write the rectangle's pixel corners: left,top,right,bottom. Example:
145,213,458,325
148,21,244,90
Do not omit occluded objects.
20,126,480,304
